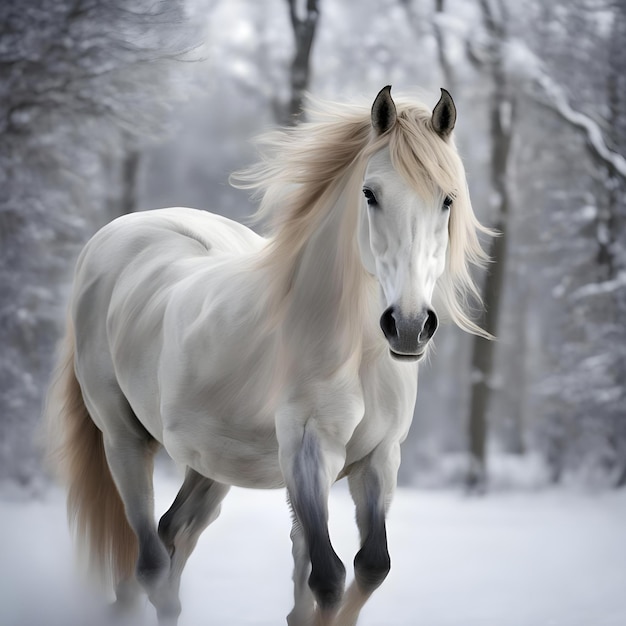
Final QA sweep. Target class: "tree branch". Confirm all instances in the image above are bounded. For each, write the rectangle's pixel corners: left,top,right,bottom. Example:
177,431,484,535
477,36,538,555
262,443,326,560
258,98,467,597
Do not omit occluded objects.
532,71,626,179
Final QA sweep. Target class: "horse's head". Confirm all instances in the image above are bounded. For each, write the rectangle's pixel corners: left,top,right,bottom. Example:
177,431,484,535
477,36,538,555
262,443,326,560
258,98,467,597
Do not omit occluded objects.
358,86,458,362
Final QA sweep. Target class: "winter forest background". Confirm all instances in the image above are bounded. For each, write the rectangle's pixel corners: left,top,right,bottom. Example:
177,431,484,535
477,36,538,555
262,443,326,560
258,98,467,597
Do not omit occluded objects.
1,0,625,492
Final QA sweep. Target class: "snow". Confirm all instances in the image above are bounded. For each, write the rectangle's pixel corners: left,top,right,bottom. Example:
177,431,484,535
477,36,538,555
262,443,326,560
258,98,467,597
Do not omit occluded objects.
2,471,626,626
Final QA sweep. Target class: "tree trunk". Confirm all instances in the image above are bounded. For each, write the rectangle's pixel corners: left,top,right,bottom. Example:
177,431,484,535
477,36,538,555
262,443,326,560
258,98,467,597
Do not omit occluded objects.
467,212,508,488
434,0,454,89
465,0,515,489
283,0,320,125
119,147,141,216
606,1,626,487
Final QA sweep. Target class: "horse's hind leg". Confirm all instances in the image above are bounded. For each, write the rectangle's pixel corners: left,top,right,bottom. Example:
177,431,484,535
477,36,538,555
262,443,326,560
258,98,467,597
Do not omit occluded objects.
112,577,143,614
102,426,171,597
154,468,230,625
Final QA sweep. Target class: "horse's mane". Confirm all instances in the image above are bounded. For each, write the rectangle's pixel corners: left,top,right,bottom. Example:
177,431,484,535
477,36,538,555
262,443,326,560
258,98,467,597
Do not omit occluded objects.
231,94,492,339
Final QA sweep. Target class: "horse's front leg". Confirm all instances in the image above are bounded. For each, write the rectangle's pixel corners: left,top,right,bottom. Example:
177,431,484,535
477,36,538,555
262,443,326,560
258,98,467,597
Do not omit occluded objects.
334,443,400,626
283,425,346,625
278,390,360,626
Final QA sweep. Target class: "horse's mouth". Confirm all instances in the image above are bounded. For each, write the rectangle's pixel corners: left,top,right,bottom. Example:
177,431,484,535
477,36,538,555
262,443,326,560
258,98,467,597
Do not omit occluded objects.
389,349,425,362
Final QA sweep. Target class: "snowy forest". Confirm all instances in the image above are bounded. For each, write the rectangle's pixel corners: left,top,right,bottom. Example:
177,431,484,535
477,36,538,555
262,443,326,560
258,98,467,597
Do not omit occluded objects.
1,0,625,493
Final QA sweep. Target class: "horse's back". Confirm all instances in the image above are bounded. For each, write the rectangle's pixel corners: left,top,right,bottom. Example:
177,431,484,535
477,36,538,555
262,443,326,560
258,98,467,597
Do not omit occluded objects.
71,208,266,440
78,207,264,265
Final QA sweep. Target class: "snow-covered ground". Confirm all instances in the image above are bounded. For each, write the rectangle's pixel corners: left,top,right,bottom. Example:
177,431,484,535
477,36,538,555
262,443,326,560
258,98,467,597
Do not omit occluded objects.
2,469,626,626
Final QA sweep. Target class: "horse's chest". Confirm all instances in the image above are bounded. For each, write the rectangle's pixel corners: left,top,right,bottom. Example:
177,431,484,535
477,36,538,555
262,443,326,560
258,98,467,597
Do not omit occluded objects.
346,361,418,462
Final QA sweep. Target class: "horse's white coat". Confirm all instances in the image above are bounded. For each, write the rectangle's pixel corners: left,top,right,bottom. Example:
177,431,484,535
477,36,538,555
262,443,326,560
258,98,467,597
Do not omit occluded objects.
74,199,416,490
53,88,490,626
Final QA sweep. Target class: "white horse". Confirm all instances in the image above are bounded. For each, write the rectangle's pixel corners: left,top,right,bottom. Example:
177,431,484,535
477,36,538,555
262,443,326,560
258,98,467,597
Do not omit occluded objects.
45,86,491,626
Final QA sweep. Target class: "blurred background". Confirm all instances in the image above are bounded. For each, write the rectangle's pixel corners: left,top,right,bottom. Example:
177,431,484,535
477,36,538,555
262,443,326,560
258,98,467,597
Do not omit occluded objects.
1,0,625,493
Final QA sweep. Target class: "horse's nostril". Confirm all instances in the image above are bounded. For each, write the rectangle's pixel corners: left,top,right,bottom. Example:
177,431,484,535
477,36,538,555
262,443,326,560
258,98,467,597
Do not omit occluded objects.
380,307,398,341
420,309,438,342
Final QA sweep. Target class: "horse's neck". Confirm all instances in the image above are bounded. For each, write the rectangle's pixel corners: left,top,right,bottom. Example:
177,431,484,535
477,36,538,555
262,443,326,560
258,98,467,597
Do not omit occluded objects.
281,174,379,376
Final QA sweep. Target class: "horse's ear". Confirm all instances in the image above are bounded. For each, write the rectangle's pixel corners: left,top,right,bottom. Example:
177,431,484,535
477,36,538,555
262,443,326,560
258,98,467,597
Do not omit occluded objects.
371,85,397,135
432,88,456,139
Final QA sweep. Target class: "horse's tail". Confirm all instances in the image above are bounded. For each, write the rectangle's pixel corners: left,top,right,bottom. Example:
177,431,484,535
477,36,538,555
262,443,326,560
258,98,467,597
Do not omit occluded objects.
44,316,137,586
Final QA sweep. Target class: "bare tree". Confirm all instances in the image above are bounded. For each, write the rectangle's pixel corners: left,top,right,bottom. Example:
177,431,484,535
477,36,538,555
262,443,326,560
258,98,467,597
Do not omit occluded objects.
463,0,516,489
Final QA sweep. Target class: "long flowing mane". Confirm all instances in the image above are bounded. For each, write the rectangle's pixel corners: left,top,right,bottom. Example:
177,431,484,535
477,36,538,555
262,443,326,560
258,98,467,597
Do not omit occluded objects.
232,94,492,339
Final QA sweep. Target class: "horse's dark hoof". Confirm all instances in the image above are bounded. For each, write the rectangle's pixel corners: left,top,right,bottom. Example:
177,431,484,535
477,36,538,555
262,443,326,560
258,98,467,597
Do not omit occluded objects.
308,552,346,611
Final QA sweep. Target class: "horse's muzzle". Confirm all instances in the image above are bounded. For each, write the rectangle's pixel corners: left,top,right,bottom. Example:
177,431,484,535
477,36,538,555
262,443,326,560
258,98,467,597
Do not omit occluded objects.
380,306,438,361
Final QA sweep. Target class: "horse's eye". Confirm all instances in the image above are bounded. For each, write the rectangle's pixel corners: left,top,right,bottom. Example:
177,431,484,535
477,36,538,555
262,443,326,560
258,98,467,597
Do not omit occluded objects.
363,188,378,207
443,195,453,209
